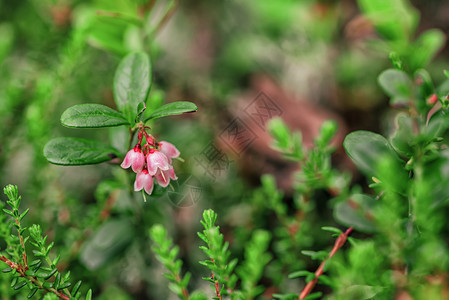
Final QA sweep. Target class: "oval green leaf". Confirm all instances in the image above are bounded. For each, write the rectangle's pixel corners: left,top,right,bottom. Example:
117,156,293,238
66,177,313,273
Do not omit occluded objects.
80,219,133,270
334,194,377,233
343,130,401,177
145,101,198,122
44,137,120,165
378,69,412,105
60,104,129,128
411,29,446,71
114,52,151,123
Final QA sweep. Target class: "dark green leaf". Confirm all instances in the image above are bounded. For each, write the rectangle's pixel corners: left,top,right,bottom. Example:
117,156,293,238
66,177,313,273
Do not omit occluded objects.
72,281,82,296
54,273,61,290
114,52,151,123
334,194,377,233
13,280,27,290
343,131,401,177
44,137,120,166
391,114,414,157
61,104,129,128
27,287,38,298
145,101,198,122
378,69,412,106
80,219,134,270
45,268,58,280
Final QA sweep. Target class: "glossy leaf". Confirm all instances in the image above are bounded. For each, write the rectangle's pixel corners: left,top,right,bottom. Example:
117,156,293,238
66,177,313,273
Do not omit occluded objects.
378,69,412,106
114,52,151,123
80,219,134,270
343,131,401,177
60,104,129,128
391,114,414,157
145,101,198,121
334,194,377,233
44,137,120,166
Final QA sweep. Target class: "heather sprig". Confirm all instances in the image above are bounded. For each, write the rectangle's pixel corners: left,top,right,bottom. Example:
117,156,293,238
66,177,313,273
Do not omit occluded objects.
0,185,92,300
149,224,190,300
198,209,238,299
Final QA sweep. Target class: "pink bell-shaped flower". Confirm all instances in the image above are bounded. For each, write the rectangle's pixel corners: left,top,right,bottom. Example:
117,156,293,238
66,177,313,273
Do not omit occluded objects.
121,145,145,173
134,168,154,195
159,141,180,161
155,166,178,188
146,149,170,176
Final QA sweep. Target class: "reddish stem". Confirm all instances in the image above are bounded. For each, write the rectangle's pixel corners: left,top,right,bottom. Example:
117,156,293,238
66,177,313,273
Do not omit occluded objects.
299,227,353,300
174,273,190,299
0,256,70,300
212,273,222,300
0,255,18,269
142,130,155,146
210,259,223,300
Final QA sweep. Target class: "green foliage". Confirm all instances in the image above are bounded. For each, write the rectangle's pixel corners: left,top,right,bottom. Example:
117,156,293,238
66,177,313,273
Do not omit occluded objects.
343,131,403,180
44,137,121,166
80,219,134,270
0,185,92,299
198,209,239,298
144,101,198,122
61,104,129,128
358,0,445,73
236,230,271,300
2,0,449,299
113,52,151,125
150,224,191,300
43,50,196,167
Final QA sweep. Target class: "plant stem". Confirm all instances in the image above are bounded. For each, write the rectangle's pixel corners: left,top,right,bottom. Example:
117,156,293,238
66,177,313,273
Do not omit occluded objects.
299,227,353,300
211,259,223,300
0,256,70,300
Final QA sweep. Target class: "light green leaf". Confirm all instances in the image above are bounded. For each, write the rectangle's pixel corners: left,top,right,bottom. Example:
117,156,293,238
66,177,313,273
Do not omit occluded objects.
145,101,198,122
44,137,120,165
61,104,129,128
358,0,419,41
114,52,151,123
410,29,446,71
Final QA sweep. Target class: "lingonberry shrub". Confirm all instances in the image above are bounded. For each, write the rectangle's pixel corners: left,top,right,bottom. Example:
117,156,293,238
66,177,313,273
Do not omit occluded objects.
43,51,196,200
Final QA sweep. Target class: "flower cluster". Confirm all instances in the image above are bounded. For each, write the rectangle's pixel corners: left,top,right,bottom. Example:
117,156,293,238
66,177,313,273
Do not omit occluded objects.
120,128,179,195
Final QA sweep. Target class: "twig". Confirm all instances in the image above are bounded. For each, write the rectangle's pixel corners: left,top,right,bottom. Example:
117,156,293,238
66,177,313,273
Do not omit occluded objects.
0,256,70,300
211,259,223,300
149,0,179,37
299,227,353,300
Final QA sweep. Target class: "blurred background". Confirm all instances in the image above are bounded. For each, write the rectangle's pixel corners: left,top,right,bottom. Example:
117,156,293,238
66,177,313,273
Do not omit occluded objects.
0,0,448,299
